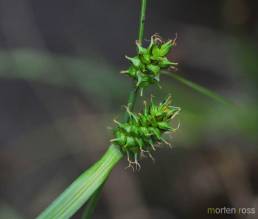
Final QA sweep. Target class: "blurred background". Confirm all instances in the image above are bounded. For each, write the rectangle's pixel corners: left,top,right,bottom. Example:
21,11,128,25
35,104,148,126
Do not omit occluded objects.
0,0,257,218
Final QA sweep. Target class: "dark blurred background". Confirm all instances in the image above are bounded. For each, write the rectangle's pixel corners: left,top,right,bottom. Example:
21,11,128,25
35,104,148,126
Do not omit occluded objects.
0,0,257,218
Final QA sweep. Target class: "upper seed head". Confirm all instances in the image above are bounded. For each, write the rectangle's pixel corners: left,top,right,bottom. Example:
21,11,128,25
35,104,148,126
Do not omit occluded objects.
122,34,178,89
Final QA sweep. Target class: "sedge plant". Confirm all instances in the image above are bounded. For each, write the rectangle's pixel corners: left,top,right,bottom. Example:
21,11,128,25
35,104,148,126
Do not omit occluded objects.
37,1,231,219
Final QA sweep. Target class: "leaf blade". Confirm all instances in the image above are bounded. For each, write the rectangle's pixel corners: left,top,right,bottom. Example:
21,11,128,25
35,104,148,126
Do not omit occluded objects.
37,145,123,219
162,71,233,106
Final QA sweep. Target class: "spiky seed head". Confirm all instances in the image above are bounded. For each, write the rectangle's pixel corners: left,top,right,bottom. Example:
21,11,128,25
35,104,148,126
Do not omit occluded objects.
123,34,178,89
112,95,180,168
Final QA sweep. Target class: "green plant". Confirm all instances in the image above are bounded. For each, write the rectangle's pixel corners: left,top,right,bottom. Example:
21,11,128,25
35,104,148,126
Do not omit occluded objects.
37,1,231,218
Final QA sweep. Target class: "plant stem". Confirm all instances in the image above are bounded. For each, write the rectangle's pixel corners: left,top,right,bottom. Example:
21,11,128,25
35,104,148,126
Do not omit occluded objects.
81,1,148,218
123,86,139,121
138,0,147,44
124,0,147,121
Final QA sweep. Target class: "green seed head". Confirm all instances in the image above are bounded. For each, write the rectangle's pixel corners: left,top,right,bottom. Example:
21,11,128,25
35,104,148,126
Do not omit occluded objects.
112,95,180,169
122,34,178,89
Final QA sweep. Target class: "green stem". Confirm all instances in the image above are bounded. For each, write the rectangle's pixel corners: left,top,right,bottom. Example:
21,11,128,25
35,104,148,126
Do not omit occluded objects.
138,0,148,44
123,86,139,121
81,1,148,218
124,0,147,120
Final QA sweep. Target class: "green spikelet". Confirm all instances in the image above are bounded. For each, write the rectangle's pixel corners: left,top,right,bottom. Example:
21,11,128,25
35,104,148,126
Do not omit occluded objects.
112,95,180,170
121,34,178,90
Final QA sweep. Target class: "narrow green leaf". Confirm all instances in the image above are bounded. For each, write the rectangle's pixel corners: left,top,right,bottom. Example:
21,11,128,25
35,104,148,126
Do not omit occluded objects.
162,71,233,106
37,145,123,219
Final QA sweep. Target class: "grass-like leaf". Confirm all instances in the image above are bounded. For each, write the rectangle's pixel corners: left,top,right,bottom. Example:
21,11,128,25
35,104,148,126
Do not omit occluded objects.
162,71,233,106
37,145,123,219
